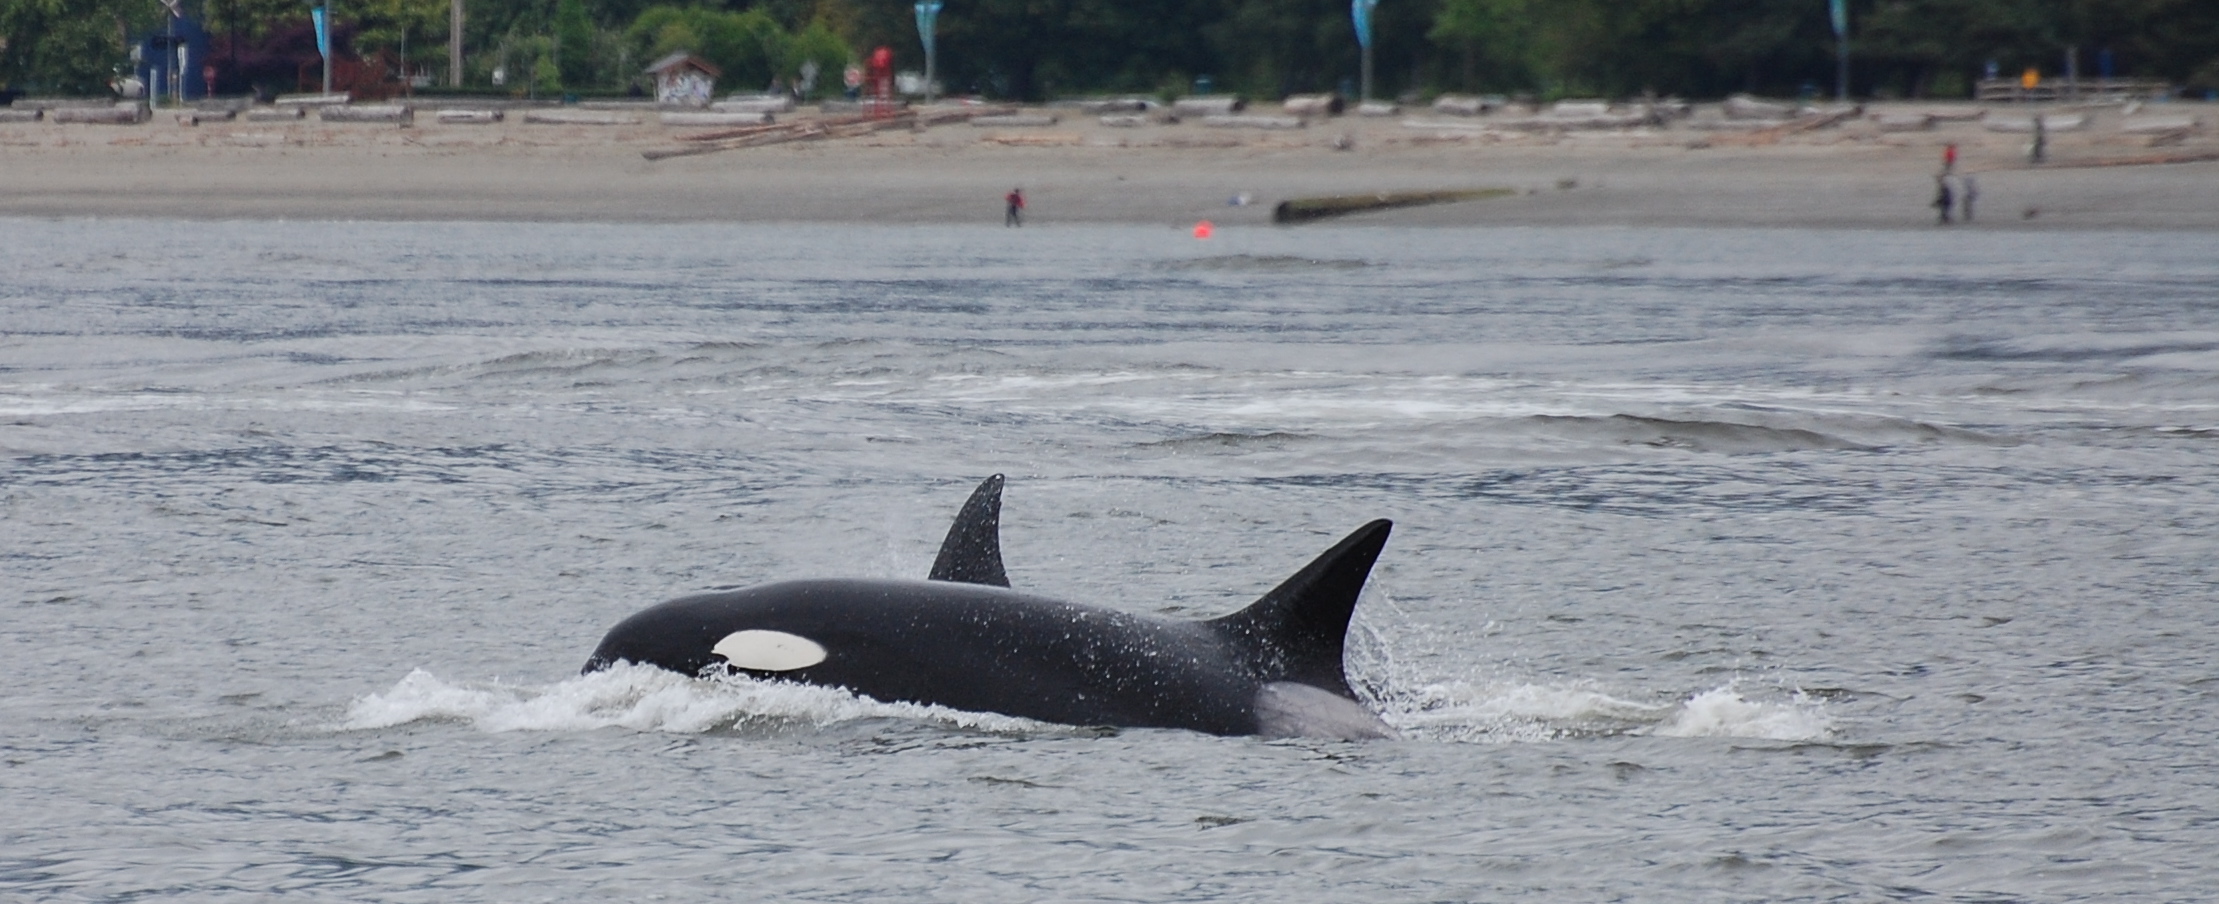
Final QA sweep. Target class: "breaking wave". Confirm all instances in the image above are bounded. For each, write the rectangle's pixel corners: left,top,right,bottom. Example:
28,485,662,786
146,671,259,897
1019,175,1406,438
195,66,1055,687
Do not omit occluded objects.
340,665,1046,736
342,666,1829,745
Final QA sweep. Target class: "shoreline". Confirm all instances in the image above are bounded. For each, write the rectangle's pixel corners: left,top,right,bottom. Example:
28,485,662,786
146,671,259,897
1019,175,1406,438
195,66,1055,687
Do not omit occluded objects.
3,101,2215,230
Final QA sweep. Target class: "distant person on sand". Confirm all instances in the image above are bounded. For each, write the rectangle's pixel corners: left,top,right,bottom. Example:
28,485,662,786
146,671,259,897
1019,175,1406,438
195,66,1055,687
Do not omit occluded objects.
1941,143,1958,174
1960,175,1979,223
1005,188,1025,227
1933,176,1954,225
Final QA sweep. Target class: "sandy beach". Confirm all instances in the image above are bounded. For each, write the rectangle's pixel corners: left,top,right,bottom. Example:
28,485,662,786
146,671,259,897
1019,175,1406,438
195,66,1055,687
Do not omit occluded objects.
3,100,2215,229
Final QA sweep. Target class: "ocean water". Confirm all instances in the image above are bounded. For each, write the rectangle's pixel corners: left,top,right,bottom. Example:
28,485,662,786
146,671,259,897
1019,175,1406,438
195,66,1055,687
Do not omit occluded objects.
3,218,2217,902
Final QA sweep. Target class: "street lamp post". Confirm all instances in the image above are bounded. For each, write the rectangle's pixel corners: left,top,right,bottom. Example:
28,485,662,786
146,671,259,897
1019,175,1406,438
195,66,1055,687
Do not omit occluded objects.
1352,0,1379,103
915,1,942,106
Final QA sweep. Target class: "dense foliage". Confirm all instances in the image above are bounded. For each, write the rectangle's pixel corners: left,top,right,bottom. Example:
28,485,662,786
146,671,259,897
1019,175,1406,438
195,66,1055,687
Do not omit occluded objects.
4,0,2214,100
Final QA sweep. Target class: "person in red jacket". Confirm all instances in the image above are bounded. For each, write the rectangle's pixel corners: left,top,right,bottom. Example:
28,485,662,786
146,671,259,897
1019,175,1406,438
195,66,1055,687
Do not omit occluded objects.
1005,188,1025,227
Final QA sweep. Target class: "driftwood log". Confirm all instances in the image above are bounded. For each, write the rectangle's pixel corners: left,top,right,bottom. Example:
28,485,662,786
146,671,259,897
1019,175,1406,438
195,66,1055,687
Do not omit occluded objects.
523,109,640,125
320,104,412,124
275,92,350,107
436,109,504,124
970,113,1058,127
51,105,147,124
1203,114,1304,129
661,110,773,127
1431,95,1496,116
1173,96,1244,116
1274,189,1516,223
1281,94,1344,117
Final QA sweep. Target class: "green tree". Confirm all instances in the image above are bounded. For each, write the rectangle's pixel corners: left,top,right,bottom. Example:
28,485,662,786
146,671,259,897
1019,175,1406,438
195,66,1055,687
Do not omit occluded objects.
356,0,449,74
553,0,589,85
1,0,161,92
627,5,790,91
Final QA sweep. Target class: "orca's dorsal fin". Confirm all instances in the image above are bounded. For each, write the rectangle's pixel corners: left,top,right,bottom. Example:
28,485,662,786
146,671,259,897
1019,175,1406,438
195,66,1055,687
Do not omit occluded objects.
928,474,1010,587
1206,519,1392,700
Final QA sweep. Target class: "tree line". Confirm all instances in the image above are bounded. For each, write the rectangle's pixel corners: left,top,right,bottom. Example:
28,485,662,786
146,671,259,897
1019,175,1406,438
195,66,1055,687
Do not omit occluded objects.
4,0,2215,100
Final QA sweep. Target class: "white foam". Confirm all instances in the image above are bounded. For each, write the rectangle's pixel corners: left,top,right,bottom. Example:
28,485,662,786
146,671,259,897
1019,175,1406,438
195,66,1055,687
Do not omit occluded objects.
1650,684,1833,741
1374,679,1666,744
339,665,1044,735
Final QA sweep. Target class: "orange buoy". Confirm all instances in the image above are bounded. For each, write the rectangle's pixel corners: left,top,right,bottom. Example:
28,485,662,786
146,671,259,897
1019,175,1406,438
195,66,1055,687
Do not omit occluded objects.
1193,220,1215,239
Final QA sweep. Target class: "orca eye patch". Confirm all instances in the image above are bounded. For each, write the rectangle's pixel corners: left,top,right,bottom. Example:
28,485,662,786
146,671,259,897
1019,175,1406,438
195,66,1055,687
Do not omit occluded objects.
712,630,828,672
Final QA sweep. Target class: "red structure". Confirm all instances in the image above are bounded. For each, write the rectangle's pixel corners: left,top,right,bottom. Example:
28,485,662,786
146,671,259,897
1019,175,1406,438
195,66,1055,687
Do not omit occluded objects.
868,45,895,119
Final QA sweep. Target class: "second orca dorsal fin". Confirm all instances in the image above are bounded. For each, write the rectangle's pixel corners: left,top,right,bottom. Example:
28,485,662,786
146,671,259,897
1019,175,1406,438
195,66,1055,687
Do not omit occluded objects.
928,474,1010,587
1205,519,1392,700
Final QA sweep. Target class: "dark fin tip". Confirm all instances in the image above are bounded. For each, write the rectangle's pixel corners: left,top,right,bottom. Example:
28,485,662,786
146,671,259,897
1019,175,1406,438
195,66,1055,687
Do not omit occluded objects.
1208,519,1392,700
928,474,1010,587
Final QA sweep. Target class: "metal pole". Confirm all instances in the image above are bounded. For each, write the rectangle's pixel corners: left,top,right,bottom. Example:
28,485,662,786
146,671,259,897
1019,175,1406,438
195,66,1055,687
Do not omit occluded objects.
1352,0,1378,103
1836,34,1848,101
915,1,941,106
322,3,332,94
1361,43,1373,102
1829,0,1848,102
450,0,463,87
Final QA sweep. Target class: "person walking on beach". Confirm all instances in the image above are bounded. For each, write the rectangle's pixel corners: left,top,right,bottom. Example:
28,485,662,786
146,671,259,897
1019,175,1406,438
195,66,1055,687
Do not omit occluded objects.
1005,188,1025,227
1960,175,1979,223
1942,143,1958,174
1932,176,1954,225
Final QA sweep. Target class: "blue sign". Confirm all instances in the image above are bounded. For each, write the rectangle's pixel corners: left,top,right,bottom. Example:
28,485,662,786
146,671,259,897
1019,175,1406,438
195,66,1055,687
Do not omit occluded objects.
1351,0,1379,49
311,6,329,59
1828,0,1846,38
915,1,943,57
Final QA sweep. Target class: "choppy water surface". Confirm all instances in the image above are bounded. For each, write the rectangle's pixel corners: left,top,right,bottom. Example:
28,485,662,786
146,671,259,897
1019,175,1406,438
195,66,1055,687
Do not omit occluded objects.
4,219,2216,901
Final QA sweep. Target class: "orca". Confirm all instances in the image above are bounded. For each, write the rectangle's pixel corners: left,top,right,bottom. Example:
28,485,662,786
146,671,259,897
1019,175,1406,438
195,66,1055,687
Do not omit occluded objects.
583,476,1394,739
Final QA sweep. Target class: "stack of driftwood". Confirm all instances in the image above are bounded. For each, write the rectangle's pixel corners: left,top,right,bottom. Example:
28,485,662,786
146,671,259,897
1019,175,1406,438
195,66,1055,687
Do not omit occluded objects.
641,106,1015,160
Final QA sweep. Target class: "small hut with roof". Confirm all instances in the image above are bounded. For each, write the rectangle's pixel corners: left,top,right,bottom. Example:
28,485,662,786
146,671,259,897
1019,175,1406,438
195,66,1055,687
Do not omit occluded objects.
646,52,720,107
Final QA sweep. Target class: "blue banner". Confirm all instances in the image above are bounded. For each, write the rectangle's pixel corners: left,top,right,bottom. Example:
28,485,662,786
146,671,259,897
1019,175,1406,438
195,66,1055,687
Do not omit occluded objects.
1828,0,1847,38
914,1,942,57
1351,0,1379,49
312,6,329,59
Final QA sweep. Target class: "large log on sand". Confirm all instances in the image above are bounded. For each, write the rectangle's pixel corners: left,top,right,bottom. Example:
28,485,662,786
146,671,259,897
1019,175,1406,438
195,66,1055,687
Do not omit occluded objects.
319,104,413,124
1431,94,1496,116
1273,189,1516,223
523,109,641,125
661,110,773,127
275,92,350,106
1203,114,1305,129
437,109,504,124
1173,96,1244,116
2121,115,2201,134
713,95,795,114
51,105,147,124
970,113,1059,127
1281,94,1344,116
1984,114,2086,133
1723,94,1795,120
246,107,306,121
0,109,43,122
1871,112,1934,131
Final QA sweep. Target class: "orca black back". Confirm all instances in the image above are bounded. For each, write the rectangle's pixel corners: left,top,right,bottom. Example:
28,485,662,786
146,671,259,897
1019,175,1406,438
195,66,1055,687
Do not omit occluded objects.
583,476,1395,738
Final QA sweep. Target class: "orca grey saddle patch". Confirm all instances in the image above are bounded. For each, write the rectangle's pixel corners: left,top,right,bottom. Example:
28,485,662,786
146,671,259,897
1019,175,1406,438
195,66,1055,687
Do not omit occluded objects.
1253,682,1395,740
